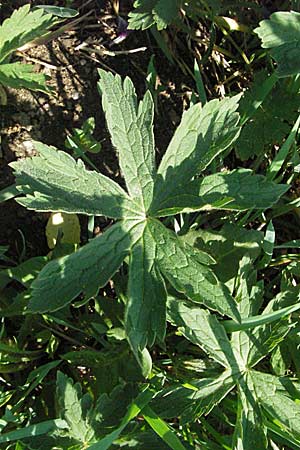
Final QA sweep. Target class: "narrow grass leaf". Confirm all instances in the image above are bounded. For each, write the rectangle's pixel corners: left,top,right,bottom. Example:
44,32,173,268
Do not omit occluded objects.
0,419,68,443
142,405,187,450
87,387,155,450
267,112,300,180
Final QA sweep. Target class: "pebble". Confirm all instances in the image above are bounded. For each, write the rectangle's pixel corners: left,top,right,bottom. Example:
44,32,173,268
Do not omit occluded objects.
72,92,80,101
22,140,34,153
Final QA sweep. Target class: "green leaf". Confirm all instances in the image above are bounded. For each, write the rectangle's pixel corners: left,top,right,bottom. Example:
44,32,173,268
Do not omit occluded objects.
182,224,263,284
149,219,240,320
167,298,241,371
0,5,55,63
151,169,288,216
252,370,300,438
128,0,181,31
87,387,155,450
254,11,300,77
0,183,19,202
126,223,167,351
153,370,235,424
10,142,141,219
0,419,68,443
149,95,241,214
27,219,145,313
233,372,267,450
65,117,101,156
141,405,187,450
35,5,79,18
0,62,51,93
56,371,95,444
98,70,156,211
236,75,300,160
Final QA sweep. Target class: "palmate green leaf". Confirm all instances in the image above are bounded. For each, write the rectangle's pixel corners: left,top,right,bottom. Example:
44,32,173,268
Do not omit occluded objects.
56,371,95,444
128,0,181,31
233,372,267,450
167,298,241,370
149,94,241,214
126,223,167,351
152,370,235,424
0,63,51,93
10,142,141,219
27,219,145,313
0,5,55,63
98,69,155,211
254,11,300,77
149,219,240,320
252,370,300,438
151,169,288,217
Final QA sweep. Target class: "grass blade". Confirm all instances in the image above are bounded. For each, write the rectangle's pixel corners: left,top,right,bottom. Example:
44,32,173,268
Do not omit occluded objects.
142,405,187,450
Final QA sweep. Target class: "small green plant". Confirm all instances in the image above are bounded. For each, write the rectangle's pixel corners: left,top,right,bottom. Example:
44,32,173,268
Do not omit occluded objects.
10,70,287,357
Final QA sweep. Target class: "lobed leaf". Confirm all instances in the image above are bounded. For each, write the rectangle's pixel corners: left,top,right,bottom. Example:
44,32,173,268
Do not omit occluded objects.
233,372,268,450
151,169,288,217
10,142,141,219
252,370,300,438
27,219,145,313
0,62,51,93
167,298,241,371
98,69,156,211
126,223,167,351
152,370,235,424
0,5,55,63
56,371,95,444
148,219,240,320
254,11,300,77
149,95,241,213
128,0,181,31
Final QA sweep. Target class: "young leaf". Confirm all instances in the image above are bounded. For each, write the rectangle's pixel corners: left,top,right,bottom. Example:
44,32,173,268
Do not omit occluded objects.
126,224,167,351
56,371,95,444
254,11,300,77
149,219,240,320
98,69,156,211
27,219,145,313
149,94,241,213
151,169,288,217
10,142,141,219
0,5,55,63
